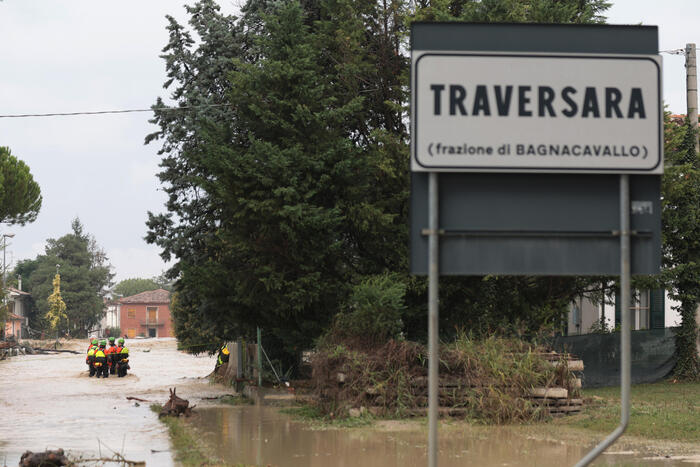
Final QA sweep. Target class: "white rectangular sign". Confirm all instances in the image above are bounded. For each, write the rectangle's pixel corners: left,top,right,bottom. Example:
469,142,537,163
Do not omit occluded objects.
411,52,662,173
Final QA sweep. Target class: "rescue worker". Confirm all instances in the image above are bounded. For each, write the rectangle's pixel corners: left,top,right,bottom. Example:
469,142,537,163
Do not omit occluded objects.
94,340,109,378
86,338,98,353
106,336,118,375
116,338,129,377
215,344,230,371
114,337,124,374
86,338,98,377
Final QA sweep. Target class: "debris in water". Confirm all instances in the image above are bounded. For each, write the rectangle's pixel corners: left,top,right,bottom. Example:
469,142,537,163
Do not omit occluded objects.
159,387,195,417
126,396,151,402
19,449,68,466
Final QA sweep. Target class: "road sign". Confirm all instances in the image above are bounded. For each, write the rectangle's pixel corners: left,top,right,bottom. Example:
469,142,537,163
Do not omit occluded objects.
409,23,662,275
410,23,662,467
412,52,662,173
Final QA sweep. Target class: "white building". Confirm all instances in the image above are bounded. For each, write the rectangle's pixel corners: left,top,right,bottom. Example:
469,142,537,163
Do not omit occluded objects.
89,297,120,338
567,288,681,336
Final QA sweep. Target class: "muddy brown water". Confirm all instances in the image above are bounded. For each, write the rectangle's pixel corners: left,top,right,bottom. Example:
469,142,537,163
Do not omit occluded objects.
1,339,697,466
190,405,698,466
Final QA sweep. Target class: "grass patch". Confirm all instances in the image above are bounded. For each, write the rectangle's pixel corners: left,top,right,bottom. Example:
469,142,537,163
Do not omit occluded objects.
555,381,700,443
281,405,374,428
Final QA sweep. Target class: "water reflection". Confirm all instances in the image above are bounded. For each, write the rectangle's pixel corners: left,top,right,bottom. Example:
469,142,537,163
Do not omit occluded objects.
193,406,688,467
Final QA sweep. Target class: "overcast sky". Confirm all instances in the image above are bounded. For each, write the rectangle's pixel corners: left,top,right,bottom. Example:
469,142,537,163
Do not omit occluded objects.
0,0,698,285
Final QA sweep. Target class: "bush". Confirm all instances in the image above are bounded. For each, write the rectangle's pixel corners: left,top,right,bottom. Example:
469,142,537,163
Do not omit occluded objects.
310,332,575,423
322,274,406,347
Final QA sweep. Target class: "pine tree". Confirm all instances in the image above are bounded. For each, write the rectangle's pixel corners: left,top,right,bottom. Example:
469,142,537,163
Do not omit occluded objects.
0,146,42,226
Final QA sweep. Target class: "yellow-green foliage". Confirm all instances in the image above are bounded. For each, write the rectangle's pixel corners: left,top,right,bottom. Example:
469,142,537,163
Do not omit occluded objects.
45,274,67,331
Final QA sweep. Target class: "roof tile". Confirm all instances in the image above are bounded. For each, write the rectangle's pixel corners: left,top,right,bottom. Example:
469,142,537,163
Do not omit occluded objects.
119,288,170,304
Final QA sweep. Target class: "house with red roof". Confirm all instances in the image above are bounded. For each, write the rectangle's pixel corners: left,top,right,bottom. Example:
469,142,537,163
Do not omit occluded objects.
118,289,173,338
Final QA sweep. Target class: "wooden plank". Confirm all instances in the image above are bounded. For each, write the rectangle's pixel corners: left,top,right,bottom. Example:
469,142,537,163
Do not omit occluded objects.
548,406,582,413
530,387,568,399
567,360,584,371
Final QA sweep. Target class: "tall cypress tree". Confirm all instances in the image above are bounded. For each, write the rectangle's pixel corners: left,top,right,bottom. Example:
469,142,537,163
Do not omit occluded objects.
147,0,615,360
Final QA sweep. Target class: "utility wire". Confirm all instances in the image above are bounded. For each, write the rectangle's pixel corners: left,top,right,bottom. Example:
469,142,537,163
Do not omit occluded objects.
0,103,233,119
3,49,688,118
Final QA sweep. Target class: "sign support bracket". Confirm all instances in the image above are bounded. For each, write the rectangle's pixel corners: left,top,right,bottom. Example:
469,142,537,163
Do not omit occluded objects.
574,174,631,466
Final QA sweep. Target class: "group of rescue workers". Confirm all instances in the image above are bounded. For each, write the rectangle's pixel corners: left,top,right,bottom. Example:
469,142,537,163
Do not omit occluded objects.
85,337,130,378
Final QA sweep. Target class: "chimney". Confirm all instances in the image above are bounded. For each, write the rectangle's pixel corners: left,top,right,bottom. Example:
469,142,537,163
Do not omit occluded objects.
17,274,21,291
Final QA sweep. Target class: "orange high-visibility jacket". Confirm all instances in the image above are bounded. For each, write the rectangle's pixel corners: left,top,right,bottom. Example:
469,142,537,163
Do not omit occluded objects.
105,345,118,366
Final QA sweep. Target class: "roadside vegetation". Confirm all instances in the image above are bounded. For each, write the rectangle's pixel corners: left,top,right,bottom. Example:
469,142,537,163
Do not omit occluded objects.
557,381,700,443
309,332,577,424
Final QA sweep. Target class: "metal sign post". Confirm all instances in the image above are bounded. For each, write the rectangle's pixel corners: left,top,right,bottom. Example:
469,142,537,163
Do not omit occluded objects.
427,172,439,467
574,175,631,466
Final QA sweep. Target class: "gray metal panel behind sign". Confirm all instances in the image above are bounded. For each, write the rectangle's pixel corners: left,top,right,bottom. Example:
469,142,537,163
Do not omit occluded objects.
409,173,661,275
411,23,658,54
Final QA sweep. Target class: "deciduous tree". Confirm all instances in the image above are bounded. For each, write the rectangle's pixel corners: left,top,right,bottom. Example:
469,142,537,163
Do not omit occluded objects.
45,273,67,334
113,278,163,298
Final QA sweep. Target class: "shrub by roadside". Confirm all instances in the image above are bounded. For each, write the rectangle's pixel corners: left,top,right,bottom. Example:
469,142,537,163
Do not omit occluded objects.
310,333,577,423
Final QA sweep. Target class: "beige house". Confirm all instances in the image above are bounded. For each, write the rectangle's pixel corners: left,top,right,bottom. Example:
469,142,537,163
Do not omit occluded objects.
4,286,31,339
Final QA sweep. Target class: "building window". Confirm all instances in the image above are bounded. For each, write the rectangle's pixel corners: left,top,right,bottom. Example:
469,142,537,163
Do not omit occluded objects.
146,306,157,324
572,300,582,335
631,290,650,330
128,308,136,319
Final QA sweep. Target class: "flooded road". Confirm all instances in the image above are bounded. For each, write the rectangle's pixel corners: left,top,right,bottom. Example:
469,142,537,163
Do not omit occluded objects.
0,338,220,466
2,339,698,466
191,406,699,467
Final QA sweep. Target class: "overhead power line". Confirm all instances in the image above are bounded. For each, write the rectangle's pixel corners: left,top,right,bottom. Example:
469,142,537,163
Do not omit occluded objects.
0,103,233,119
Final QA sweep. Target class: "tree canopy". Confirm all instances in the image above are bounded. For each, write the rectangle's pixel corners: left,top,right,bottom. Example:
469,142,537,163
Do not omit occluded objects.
660,114,700,380
113,277,168,298
146,0,612,361
0,146,42,226
13,218,113,336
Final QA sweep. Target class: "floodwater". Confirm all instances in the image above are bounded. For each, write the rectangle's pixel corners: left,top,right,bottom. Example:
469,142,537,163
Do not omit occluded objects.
2,339,698,467
0,338,220,466
190,405,700,467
